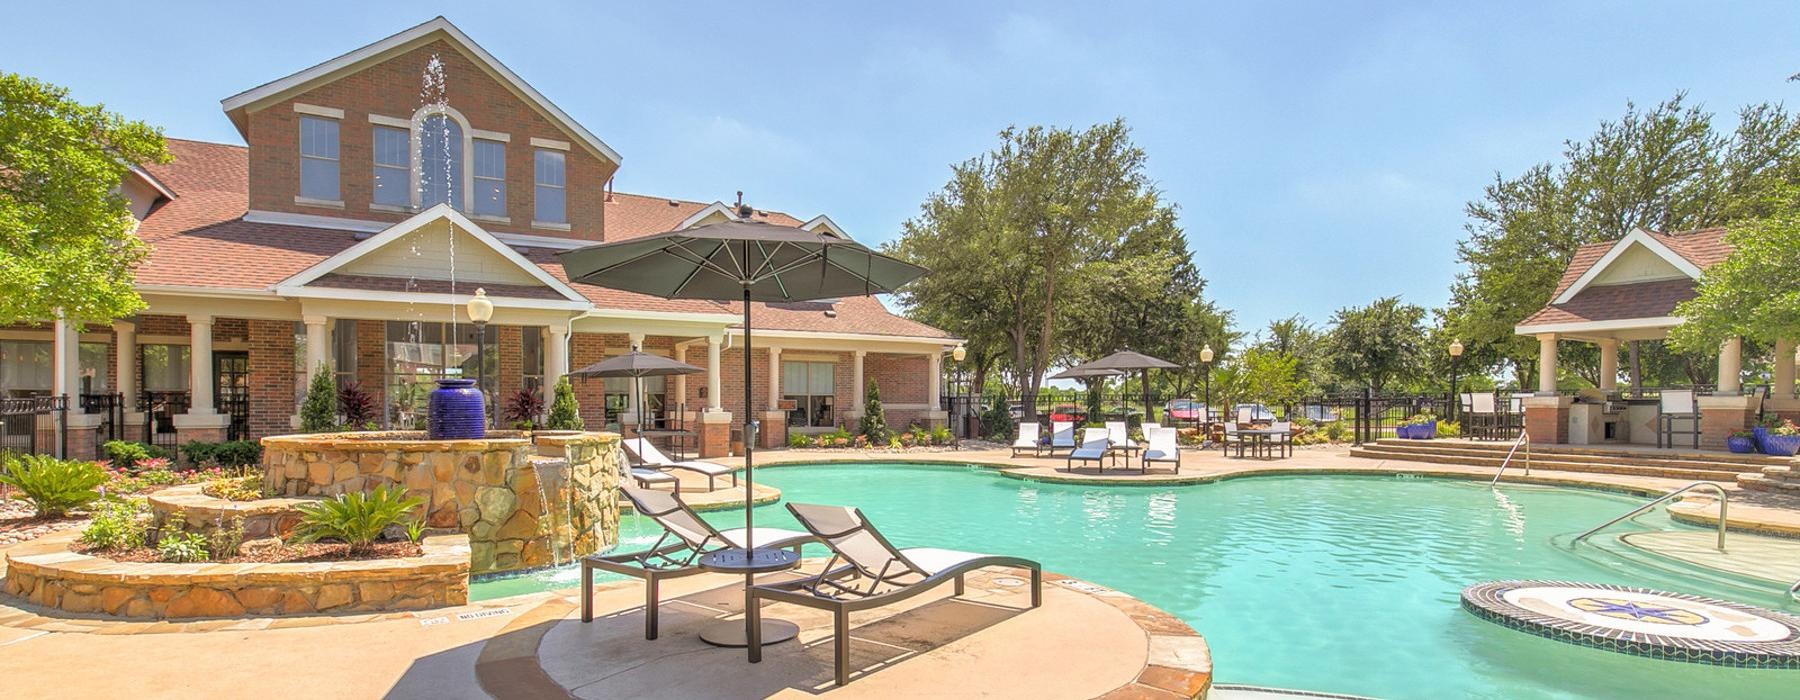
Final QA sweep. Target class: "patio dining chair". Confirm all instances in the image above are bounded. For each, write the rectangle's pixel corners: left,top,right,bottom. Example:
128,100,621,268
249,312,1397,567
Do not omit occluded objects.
1236,406,1253,426
1657,389,1701,449
1266,421,1293,459
581,486,816,639
1067,427,1110,471
1142,427,1180,473
748,503,1041,686
1011,422,1043,457
1222,422,1248,458
1468,393,1498,441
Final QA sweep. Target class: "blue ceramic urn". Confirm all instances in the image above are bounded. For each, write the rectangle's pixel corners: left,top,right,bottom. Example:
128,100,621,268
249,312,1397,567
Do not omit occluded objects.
428,378,486,440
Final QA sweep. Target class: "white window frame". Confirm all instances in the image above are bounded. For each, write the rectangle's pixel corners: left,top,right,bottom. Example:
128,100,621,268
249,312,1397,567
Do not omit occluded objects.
297,115,342,206
533,148,568,229
407,104,475,213
371,125,411,211
471,138,508,221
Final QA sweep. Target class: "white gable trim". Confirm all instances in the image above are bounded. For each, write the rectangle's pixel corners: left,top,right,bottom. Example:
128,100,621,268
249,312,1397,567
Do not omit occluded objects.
1514,316,1683,336
220,16,622,165
272,204,589,304
126,165,176,202
800,214,849,239
676,201,737,230
1552,228,1703,305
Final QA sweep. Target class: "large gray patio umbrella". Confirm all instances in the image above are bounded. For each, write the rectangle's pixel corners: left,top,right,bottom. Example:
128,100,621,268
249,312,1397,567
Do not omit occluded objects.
568,351,703,436
557,220,927,647
1057,350,1179,421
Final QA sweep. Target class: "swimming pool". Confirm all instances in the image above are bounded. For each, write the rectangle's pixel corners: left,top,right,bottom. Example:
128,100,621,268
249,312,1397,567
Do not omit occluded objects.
472,463,1797,699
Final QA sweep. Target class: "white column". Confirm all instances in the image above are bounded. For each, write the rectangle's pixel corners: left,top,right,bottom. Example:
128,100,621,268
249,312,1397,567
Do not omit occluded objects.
112,320,136,404
1718,336,1743,394
1775,338,1796,397
673,343,689,409
186,315,215,414
852,350,866,415
626,332,645,420
545,324,569,392
1597,338,1619,391
926,351,941,408
705,334,723,412
52,314,79,400
304,315,330,378
767,346,782,412
1537,334,1559,395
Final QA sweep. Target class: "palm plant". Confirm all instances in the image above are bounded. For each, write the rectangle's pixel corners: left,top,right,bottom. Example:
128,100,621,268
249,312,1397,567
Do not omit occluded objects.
290,485,424,553
0,454,105,518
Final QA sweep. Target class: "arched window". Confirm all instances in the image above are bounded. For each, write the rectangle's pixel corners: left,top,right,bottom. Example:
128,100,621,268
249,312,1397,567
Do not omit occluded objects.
418,114,463,209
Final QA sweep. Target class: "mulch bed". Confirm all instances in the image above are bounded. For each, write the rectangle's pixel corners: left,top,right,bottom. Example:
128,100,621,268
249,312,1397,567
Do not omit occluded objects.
74,540,424,564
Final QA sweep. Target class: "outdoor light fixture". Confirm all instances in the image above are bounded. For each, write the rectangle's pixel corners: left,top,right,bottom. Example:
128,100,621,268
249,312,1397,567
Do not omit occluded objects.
1200,344,1214,364
467,288,494,424
1448,339,1463,422
952,344,967,362
1200,344,1214,446
1449,340,1464,357
950,344,967,449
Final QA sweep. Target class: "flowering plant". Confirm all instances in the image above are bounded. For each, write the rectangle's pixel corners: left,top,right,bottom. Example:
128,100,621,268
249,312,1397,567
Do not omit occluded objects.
1769,419,1800,437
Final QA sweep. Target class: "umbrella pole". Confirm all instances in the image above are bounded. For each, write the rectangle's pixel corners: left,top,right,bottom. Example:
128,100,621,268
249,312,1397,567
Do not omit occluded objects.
742,284,753,550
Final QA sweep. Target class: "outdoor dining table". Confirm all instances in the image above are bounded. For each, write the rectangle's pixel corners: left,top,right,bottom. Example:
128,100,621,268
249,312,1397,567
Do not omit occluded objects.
1235,427,1291,460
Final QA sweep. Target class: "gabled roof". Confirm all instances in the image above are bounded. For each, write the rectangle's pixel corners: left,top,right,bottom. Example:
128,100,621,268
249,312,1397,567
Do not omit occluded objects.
220,16,621,165
273,204,589,305
1518,227,1731,335
603,191,808,240
1551,228,1704,304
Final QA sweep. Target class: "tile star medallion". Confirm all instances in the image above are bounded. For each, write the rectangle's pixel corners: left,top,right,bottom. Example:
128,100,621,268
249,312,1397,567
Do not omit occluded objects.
1461,580,1800,668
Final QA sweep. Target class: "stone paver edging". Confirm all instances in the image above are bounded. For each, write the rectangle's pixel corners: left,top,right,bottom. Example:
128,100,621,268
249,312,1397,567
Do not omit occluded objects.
147,483,316,540
2,530,470,619
1461,579,1800,668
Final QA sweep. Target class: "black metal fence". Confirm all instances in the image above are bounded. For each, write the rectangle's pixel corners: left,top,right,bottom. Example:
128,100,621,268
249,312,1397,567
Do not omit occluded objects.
79,393,125,454
139,391,188,454
0,396,66,458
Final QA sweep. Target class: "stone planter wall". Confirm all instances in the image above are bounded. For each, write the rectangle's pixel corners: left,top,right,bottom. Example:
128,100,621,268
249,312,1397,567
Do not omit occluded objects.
147,484,316,540
260,430,621,574
1,532,470,619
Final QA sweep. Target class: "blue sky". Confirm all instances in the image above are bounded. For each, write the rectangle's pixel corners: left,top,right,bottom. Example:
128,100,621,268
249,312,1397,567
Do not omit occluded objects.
6,2,1799,337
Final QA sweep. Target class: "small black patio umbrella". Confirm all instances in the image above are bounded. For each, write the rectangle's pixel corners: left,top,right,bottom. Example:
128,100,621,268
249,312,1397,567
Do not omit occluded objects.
558,219,926,650
568,351,703,437
1056,350,1179,422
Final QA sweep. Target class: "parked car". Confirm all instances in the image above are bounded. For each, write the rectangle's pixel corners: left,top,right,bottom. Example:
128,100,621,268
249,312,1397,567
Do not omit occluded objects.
1048,405,1087,423
1164,399,1209,422
1300,404,1341,423
1232,403,1276,422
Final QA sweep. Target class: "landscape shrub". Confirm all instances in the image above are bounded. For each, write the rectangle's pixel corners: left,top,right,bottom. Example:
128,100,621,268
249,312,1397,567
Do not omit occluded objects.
101,440,167,469
788,432,812,448
857,379,889,443
200,473,263,501
79,498,148,550
181,440,262,468
980,394,1014,441
0,455,105,517
504,388,546,429
337,381,378,427
291,485,423,553
545,376,584,430
300,368,337,433
156,530,210,562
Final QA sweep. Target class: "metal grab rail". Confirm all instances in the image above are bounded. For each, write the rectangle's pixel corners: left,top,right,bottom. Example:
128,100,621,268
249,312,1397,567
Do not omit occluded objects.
1572,481,1728,551
1788,577,1800,603
1488,429,1531,486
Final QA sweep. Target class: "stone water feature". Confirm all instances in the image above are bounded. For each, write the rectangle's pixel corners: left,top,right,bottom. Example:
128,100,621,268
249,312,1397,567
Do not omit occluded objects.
260,430,622,574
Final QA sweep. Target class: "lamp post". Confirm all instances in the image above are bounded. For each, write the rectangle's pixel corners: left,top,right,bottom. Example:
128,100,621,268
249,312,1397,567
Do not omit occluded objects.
951,344,967,449
1448,339,1464,422
1200,344,1214,447
466,288,494,425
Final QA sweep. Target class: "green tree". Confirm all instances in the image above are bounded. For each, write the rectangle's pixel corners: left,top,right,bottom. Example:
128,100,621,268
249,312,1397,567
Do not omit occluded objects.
890,119,1199,416
1669,186,1800,353
1238,348,1303,411
0,73,168,325
1255,315,1326,394
857,379,889,442
299,368,337,433
545,376,583,430
1323,296,1427,393
1450,95,1800,386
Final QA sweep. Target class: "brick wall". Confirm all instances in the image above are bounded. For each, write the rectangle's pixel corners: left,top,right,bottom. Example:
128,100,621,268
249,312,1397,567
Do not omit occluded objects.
245,39,616,241
865,353,931,429
246,319,296,437
355,320,387,421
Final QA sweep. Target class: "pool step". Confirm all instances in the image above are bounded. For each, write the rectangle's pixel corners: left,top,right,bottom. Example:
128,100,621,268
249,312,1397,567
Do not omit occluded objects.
1348,444,1752,482
1741,464,1800,494
1369,439,1795,468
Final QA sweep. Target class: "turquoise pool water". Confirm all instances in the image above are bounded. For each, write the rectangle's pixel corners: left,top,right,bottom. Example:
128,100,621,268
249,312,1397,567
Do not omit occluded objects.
472,464,1797,699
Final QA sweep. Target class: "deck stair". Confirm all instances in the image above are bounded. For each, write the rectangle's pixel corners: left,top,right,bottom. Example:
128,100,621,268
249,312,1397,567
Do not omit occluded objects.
1348,439,1793,483
1740,465,1800,495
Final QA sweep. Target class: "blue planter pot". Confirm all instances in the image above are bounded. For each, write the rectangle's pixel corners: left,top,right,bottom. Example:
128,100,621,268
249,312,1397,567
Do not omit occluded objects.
1401,421,1436,439
428,378,486,440
1754,425,1771,453
1727,435,1757,454
1763,433,1800,457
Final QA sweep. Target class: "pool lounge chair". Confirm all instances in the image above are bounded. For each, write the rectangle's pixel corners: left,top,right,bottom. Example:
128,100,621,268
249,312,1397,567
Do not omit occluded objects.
1011,422,1043,457
1067,427,1110,471
581,486,815,639
1048,420,1077,453
1105,420,1136,469
747,502,1042,686
628,467,680,490
624,437,739,491
1142,427,1180,473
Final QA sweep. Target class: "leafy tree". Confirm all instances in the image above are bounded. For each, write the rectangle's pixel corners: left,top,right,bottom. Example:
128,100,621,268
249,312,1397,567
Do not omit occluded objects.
857,379,890,442
979,393,1014,441
545,376,583,430
1669,186,1800,354
890,119,1201,415
1449,95,1800,387
1255,315,1327,394
1323,296,1427,393
0,73,168,325
299,368,338,433
1237,348,1303,411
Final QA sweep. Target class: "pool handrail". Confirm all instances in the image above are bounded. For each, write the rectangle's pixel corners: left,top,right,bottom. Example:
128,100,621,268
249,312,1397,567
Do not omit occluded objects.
1789,577,1800,603
1488,429,1531,486
1571,481,1728,551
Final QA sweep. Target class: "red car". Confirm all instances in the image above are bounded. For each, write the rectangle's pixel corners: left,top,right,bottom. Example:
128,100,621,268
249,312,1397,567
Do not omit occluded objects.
1048,405,1087,423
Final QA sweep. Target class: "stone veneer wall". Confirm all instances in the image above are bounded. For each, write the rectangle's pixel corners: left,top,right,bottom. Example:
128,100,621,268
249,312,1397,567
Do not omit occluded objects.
2,532,470,619
260,430,621,574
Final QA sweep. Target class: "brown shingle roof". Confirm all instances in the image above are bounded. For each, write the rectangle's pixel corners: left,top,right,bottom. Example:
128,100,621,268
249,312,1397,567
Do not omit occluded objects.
130,140,945,338
1522,227,1731,329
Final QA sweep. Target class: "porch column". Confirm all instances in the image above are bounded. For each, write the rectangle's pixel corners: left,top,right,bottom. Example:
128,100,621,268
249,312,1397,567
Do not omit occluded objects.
851,350,866,417
186,315,215,415
52,314,79,401
1718,337,1742,394
303,315,330,377
1596,338,1619,391
672,344,688,410
1537,334,1558,395
926,351,942,408
112,320,137,406
705,334,723,412
545,324,569,392
762,345,786,448
625,332,645,432
1775,338,1796,397
767,346,781,411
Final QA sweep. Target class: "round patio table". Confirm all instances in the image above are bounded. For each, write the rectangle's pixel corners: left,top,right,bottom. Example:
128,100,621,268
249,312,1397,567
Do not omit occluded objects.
696,547,802,647
1237,428,1290,459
